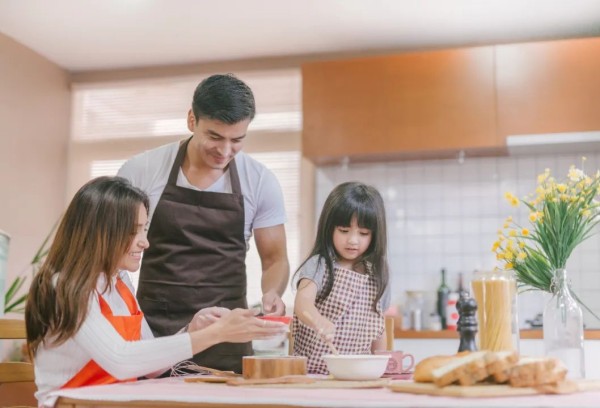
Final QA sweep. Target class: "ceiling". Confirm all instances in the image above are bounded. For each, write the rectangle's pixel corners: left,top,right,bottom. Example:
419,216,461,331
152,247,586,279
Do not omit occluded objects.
1,0,600,72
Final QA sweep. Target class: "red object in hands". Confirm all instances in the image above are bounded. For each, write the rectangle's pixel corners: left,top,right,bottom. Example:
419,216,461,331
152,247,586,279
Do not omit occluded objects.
259,315,292,325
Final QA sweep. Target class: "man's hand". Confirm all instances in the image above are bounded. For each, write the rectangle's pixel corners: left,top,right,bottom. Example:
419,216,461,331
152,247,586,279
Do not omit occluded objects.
262,291,286,316
187,306,230,332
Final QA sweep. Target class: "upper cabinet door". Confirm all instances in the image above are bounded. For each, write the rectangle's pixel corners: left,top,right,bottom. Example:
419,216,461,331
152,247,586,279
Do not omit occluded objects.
302,47,498,164
496,37,600,139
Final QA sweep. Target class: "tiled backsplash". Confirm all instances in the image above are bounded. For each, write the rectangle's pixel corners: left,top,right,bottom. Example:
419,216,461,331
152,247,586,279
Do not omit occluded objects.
315,151,600,329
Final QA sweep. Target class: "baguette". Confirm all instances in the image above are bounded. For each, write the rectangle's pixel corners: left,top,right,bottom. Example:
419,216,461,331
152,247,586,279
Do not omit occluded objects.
413,351,472,383
413,355,460,383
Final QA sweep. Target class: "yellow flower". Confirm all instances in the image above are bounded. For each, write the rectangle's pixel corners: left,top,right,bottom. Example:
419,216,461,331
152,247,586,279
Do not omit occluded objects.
510,197,519,207
492,241,500,252
522,228,529,236
508,230,517,237
505,262,514,269
519,241,526,249
557,184,567,193
517,252,527,262
537,169,550,183
568,166,585,182
529,212,538,222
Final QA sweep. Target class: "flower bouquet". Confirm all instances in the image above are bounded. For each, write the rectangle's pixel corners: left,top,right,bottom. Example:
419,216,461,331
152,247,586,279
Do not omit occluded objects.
492,160,600,318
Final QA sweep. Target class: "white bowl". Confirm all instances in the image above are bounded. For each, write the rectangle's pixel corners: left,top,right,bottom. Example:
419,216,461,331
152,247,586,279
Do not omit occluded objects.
322,354,389,380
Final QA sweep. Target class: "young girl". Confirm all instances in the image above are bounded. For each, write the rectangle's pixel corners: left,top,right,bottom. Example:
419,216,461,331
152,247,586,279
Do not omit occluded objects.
26,176,286,405
292,181,390,374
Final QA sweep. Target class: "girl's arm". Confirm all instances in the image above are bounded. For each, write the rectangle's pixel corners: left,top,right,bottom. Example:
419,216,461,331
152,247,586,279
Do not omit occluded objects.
294,278,335,340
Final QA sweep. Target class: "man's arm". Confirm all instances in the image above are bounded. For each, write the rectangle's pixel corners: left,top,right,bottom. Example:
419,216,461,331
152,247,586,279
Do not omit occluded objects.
254,224,289,315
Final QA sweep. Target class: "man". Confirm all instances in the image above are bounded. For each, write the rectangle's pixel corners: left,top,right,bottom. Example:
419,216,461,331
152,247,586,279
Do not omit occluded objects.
117,74,289,373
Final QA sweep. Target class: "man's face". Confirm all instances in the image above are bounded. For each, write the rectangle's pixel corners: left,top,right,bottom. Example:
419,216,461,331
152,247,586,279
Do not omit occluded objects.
187,110,250,170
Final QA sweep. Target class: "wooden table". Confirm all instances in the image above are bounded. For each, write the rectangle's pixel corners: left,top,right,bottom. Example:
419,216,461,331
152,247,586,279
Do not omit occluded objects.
48,376,600,408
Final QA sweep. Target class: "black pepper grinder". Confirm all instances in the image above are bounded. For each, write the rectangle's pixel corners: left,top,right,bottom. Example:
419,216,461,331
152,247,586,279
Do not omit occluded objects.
457,291,478,353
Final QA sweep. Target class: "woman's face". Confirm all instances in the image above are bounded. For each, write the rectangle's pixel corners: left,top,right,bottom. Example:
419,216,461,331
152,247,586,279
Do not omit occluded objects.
332,215,372,269
117,203,149,272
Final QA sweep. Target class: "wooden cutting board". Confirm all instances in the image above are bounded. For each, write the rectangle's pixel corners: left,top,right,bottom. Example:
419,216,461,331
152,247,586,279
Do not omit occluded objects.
228,376,390,388
242,356,307,379
388,379,600,398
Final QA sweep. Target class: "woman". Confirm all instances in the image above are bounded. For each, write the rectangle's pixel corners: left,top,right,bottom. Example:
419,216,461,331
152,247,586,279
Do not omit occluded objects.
25,176,286,405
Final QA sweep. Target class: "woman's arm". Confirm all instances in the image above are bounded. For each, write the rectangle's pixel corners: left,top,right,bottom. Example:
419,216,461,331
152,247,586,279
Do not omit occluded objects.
73,295,193,380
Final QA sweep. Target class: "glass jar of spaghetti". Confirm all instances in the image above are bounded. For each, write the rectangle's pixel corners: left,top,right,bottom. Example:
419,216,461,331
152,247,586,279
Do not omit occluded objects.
471,269,519,352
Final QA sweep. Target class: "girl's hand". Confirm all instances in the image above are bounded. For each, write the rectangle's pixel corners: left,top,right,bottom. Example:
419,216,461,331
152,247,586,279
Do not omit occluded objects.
212,308,288,343
315,317,336,342
188,306,230,332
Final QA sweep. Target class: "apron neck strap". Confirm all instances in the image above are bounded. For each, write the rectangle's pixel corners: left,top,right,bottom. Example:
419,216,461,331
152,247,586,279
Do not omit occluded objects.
167,136,242,195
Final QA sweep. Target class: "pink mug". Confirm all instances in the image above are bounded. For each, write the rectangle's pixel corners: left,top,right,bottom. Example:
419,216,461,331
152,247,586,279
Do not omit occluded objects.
375,350,415,374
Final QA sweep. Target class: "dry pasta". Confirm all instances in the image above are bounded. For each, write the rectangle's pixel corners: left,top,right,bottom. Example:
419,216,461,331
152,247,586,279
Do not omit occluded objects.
472,276,517,352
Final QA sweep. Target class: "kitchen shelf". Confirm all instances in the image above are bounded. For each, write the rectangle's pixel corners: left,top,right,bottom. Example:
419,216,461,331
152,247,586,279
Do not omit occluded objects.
395,329,600,340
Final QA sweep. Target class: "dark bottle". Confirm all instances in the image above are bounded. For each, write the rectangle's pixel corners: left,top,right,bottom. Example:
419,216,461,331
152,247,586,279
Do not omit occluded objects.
457,272,468,297
437,268,450,329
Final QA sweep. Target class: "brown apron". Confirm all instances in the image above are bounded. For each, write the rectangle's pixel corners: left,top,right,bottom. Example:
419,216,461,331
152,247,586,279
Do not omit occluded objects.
137,137,251,373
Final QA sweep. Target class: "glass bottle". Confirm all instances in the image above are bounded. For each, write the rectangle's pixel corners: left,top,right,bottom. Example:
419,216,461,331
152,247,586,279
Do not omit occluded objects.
543,268,585,379
471,269,519,352
437,268,450,329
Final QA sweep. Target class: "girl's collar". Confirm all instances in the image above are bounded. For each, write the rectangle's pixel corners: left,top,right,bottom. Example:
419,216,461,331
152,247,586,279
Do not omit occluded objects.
334,260,373,275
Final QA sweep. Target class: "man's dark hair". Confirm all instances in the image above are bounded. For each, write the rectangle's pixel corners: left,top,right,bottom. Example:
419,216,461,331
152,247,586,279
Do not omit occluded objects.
192,74,256,124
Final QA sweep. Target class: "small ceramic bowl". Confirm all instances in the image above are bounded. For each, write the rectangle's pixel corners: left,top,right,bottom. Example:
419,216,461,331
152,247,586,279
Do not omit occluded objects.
322,354,389,381
252,316,292,354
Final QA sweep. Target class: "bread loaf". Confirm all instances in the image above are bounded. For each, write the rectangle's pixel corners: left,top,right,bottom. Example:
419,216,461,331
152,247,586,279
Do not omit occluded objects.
509,357,566,387
488,351,519,383
431,351,492,387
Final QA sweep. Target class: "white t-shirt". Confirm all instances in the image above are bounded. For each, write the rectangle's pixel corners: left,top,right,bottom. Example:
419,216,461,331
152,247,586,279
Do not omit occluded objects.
35,271,192,406
117,141,287,246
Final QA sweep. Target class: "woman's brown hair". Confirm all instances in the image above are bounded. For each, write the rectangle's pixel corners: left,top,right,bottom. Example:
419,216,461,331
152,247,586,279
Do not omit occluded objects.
25,176,149,355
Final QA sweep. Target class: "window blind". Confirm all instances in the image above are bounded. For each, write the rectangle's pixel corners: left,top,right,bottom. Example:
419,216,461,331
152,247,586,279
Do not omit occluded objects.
72,69,302,140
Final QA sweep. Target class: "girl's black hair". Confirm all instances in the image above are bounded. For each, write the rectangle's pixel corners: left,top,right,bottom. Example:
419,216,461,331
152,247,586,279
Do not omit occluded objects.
293,181,389,310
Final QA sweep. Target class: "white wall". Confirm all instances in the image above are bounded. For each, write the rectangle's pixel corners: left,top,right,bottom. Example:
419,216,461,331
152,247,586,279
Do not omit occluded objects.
315,151,600,329
0,32,70,315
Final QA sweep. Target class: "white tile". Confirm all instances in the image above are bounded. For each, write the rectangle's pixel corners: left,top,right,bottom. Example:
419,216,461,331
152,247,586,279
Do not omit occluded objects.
460,199,481,217
460,218,480,234
458,161,480,182
496,158,517,181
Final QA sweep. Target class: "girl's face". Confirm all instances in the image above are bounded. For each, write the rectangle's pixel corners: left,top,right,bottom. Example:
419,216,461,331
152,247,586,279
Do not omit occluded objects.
117,203,149,272
332,215,372,269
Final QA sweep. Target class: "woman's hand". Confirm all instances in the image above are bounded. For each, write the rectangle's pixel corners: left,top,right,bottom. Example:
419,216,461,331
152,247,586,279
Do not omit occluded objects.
188,306,230,332
212,308,288,343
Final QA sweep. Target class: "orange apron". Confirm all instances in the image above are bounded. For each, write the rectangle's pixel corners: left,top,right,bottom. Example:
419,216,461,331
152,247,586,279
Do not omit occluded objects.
62,277,143,389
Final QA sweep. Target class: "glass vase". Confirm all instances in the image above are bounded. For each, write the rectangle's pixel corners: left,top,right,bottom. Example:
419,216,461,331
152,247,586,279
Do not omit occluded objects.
543,268,585,379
